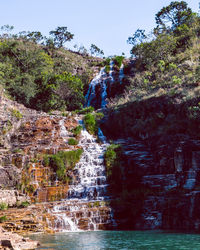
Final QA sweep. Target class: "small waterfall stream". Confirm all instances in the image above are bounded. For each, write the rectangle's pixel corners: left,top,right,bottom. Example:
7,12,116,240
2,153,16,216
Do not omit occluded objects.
85,60,124,109
85,67,107,107
119,64,124,84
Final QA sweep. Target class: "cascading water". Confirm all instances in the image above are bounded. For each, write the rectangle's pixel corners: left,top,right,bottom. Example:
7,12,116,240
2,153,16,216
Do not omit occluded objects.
109,61,115,84
85,67,107,107
86,60,118,109
68,121,108,200
49,61,121,232
119,64,124,84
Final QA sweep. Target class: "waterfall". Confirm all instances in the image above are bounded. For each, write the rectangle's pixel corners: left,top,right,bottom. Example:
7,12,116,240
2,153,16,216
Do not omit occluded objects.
86,60,123,109
85,67,106,107
119,64,124,84
109,61,114,84
67,120,108,201
50,61,121,232
59,118,68,138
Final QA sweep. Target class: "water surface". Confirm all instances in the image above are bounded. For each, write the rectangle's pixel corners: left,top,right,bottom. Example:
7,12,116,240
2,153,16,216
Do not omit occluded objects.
30,231,200,250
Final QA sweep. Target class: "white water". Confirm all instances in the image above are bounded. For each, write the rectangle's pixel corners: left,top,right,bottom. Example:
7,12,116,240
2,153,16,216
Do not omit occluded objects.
100,61,115,108
52,204,79,232
85,67,107,107
86,60,121,109
59,118,68,139
68,121,108,201
119,64,124,84
51,64,119,232
109,61,114,84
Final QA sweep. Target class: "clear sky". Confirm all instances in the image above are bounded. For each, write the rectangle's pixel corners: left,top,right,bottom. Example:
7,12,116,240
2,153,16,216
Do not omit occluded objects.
0,0,199,57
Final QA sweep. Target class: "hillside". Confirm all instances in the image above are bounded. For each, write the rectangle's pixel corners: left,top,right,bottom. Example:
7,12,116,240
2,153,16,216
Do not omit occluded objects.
0,33,103,112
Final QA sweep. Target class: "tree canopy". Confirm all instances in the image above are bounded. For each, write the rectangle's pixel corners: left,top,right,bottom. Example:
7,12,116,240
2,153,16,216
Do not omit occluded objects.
155,1,193,32
49,26,74,48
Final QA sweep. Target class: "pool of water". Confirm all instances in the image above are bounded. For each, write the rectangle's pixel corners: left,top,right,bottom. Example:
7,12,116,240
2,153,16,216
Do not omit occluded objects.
30,231,200,250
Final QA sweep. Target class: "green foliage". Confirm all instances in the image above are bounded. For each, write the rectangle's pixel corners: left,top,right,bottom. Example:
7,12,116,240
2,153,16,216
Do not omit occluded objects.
9,108,23,120
104,144,122,176
0,215,7,223
43,149,83,181
155,1,193,32
68,138,78,145
2,120,12,134
76,106,94,114
0,202,8,210
54,72,84,111
83,112,104,135
90,44,104,57
83,113,97,135
172,75,182,85
49,26,74,48
104,144,124,193
95,112,104,120
71,125,82,137
127,29,147,46
103,58,111,74
18,201,30,208
158,60,166,72
113,56,124,68
131,33,177,68
0,30,94,112
105,64,110,74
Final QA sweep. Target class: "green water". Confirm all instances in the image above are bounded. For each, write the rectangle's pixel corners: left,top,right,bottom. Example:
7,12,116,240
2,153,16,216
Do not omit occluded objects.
30,231,200,250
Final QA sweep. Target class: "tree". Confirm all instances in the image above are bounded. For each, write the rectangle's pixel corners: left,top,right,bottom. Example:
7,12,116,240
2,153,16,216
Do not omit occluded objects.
26,31,43,43
90,44,104,57
0,25,14,38
127,29,147,46
49,26,74,48
55,72,84,110
155,1,193,32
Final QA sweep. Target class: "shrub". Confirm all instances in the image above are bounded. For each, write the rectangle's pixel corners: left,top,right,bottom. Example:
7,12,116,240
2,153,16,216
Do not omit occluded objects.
95,112,104,120
9,108,23,120
43,149,83,181
0,215,7,223
104,144,124,194
0,202,8,210
105,64,110,74
71,125,82,137
104,144,121,176
19,201,30,208
76,106,94,114
68,138,78,145
113,56,124,68
83,113,97,135
43,155,50,166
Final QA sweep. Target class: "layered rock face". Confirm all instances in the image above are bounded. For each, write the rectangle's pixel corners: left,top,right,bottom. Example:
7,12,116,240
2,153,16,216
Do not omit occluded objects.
0,94,115,233
111,138,200,231
0,226,39,250
0,201,113,234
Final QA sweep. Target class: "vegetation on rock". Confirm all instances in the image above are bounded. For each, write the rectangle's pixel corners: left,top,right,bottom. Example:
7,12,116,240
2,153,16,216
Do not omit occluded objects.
68,138,78,145
43,149,83,181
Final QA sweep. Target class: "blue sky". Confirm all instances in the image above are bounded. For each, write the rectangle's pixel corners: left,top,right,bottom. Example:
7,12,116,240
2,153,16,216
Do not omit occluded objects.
0,0,199,57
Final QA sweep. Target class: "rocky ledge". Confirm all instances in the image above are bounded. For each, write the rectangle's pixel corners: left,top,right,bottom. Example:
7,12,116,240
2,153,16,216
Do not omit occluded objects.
0,226,39,250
